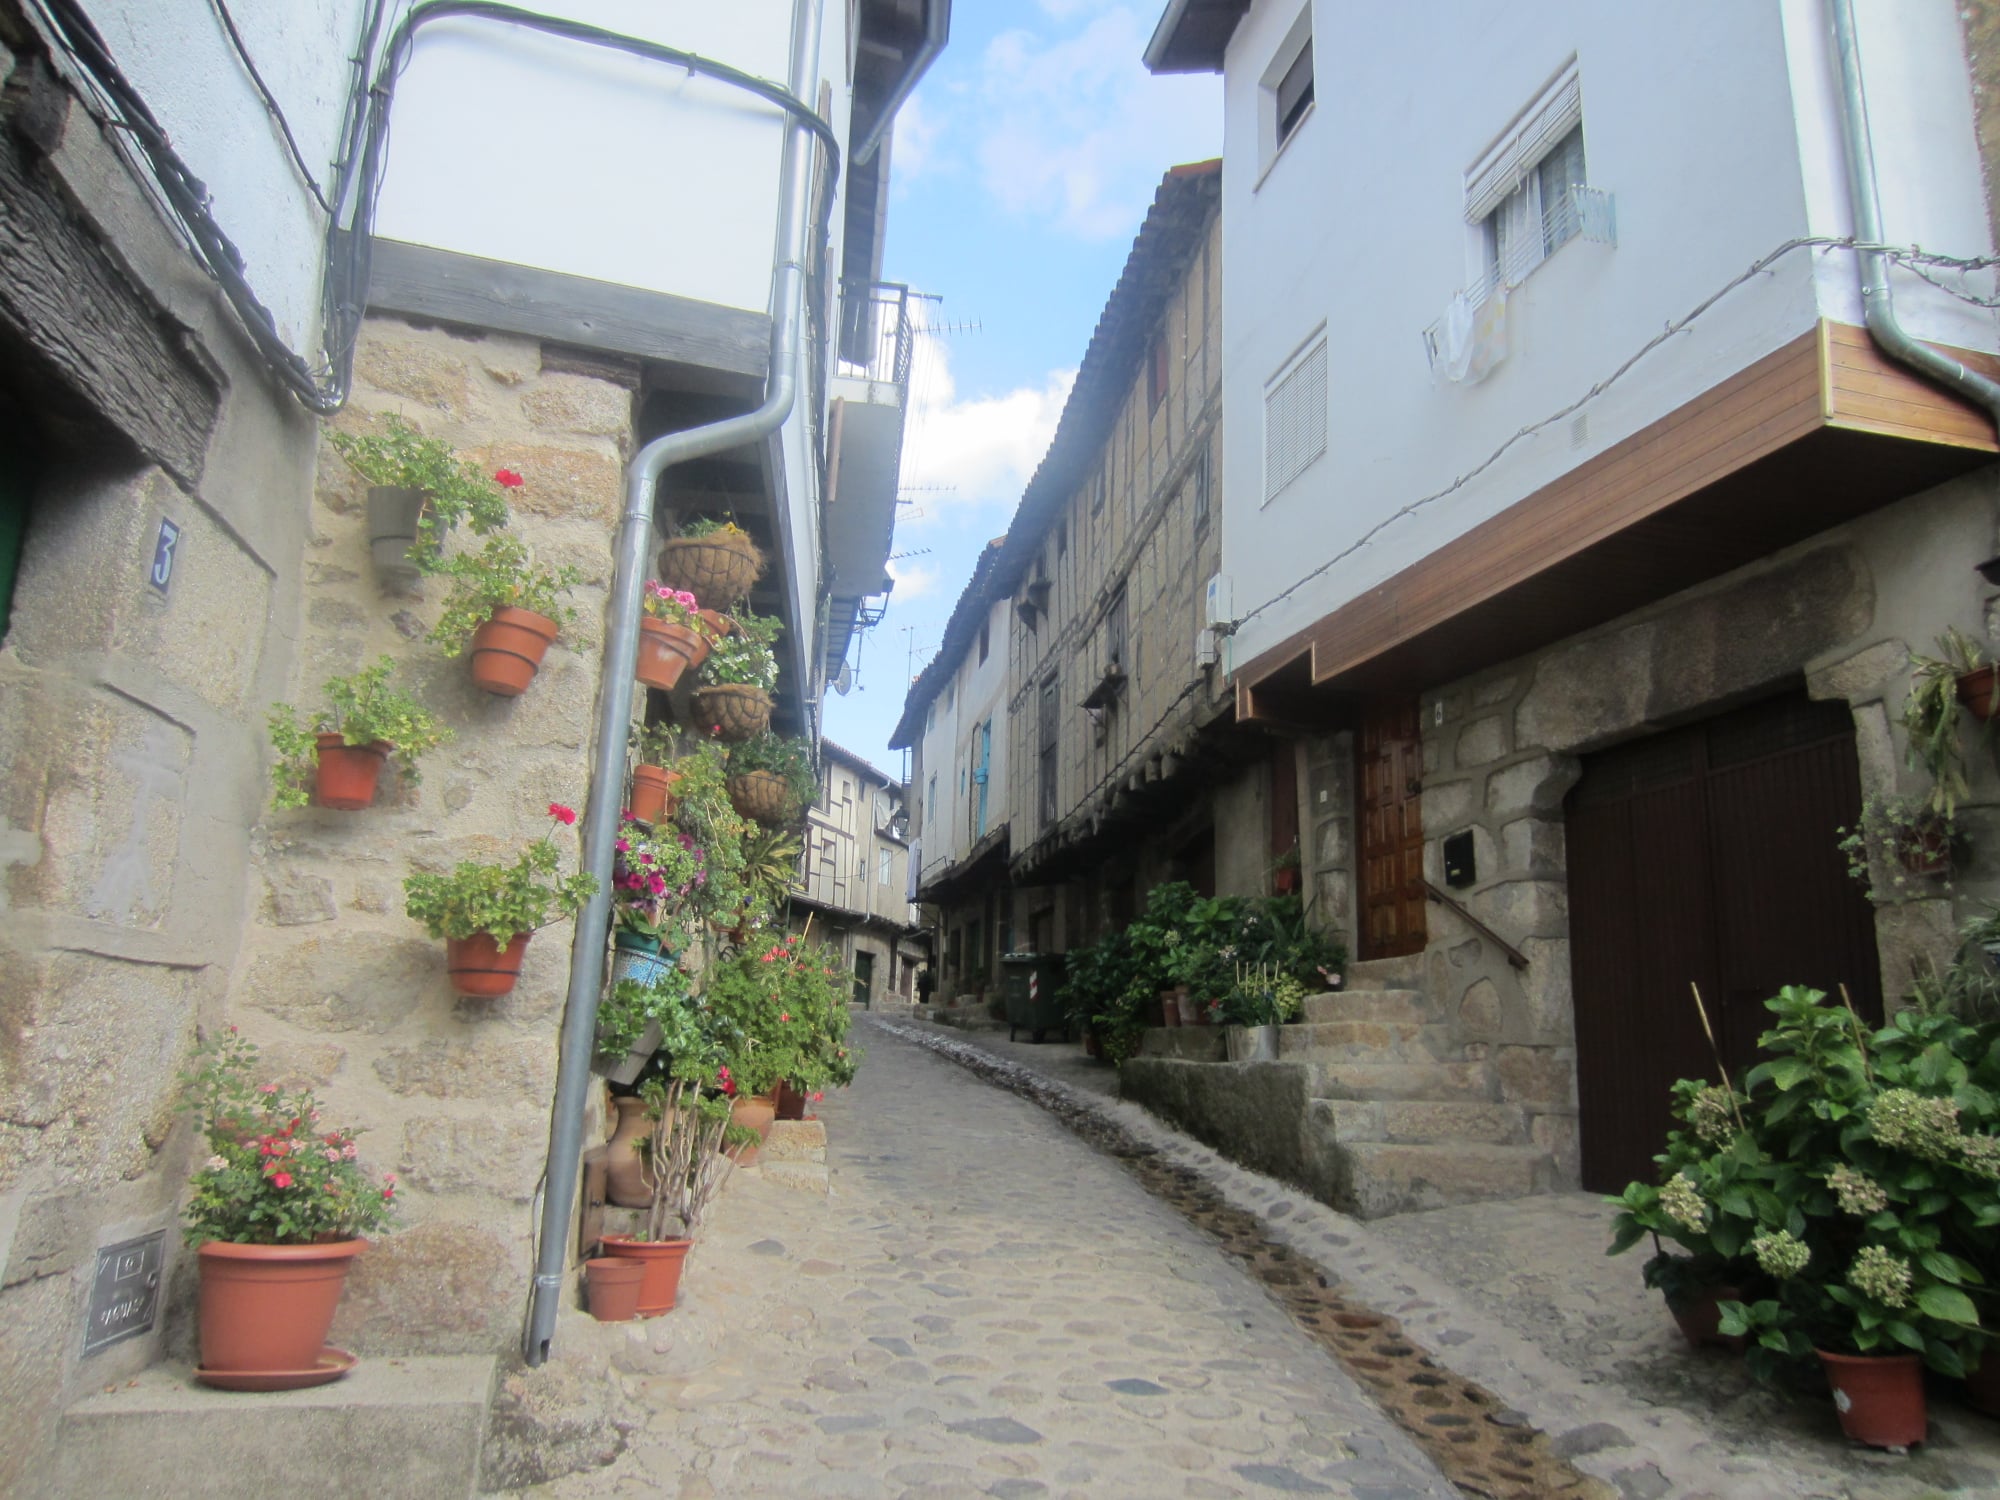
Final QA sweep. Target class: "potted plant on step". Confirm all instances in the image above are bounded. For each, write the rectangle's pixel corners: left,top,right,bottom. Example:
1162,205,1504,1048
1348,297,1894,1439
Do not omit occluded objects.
180,1029,398,1388
429,531,582,697
1218,962,1307,1061
402,802,597,996
726,731,817,825
328,415,514,585
267,656,451,811
691,611,781,741
657,517,764,605
637,582,719,692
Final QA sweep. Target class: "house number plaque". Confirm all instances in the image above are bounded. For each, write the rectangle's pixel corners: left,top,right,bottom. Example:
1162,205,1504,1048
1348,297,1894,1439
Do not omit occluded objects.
83,1229,164,1355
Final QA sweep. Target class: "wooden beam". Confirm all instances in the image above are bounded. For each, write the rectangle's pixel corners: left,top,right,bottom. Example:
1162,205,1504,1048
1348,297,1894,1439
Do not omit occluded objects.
365,237,770,379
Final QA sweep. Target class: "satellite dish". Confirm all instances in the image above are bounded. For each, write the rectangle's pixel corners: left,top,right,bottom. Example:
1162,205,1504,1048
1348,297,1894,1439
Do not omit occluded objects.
833,660,854,696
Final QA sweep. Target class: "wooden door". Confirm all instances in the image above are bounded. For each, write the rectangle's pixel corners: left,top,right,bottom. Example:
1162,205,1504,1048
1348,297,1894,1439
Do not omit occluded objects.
1358,698,1426,959
1567,693,1883,1191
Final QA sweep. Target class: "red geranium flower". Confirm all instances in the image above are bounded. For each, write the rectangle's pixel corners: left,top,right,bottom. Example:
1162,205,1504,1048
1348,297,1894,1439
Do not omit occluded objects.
548,802,577,825
494,468,525,489
271,1172,293,1190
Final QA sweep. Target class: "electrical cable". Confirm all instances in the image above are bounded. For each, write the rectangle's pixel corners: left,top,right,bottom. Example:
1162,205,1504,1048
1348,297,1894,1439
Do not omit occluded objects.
204,0,332,213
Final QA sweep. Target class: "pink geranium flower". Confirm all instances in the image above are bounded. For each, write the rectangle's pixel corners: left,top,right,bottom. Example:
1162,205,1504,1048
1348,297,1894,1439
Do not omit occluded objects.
548,802,577,825
494,469,525,488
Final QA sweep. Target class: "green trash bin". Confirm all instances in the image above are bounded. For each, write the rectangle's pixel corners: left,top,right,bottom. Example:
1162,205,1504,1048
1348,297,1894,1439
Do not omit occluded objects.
1001,952,1069,1042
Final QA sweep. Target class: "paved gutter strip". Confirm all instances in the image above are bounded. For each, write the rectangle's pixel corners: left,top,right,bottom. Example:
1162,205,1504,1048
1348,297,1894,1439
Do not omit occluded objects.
865,1015,1991,1500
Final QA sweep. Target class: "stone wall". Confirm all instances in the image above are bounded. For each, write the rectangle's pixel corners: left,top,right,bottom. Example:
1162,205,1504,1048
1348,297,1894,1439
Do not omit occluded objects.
1412,466,2000,1188
225,314,631,1359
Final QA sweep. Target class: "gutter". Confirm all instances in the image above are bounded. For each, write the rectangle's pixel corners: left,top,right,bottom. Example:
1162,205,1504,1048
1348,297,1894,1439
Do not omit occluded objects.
852,0,949,164
1828,0,2000,431
1142,0,1197,73
524,0,831,1367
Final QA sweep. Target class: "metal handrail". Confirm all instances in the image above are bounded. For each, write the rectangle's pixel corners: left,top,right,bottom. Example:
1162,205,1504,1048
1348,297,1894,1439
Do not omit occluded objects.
1423,880,1530,970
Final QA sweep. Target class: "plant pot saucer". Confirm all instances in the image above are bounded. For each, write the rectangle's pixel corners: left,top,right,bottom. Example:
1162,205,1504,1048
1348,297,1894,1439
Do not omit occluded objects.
194,1345,357,1392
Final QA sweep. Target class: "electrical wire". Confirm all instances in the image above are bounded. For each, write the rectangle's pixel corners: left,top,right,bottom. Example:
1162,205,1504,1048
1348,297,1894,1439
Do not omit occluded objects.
204,0,332,213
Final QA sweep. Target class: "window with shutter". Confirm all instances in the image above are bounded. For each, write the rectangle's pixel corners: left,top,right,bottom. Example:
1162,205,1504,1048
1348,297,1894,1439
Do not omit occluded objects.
1263,336,1328,503
1275,38,1313,145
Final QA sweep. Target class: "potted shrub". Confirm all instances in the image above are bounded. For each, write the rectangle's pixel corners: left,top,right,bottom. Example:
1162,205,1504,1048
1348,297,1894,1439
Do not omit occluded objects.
597,961,694,1096
771,935,860,1115
657,517,764,605
402,802,598,996
328,415,514,585
267,657,451,811
691,611,781,741
629,723,685,826
1838,794,1956,894
636,582,719,692
1900,630,1984,864
429,532,582,697
1914,625,2000,724
1218,962,1307,1061
179,1029,397,1387
726,732,817,824
608,814,704,983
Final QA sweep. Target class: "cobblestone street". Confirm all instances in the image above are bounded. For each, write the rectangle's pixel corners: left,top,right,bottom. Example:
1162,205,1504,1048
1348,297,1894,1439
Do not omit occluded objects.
523,1019,1457,1499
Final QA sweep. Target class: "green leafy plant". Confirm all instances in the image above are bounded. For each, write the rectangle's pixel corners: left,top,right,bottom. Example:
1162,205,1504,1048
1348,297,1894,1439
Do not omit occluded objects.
1903,628,1989,824
596,963,693,1061
729,732,818,811
701,947,803,1096
679,518,746,540
266,656,452,810
626,982,737,1241
671,741,750,927
635,721,684,771
642,581,710,629
403,803,598,944
700,611,782,691
1837,793,1955,902
328,415,513,570
1059,928,1149,1063
740,825,803,927
611,814,706,946
429,532,582,655
180,1029,398,1246
1216,962,1308,1027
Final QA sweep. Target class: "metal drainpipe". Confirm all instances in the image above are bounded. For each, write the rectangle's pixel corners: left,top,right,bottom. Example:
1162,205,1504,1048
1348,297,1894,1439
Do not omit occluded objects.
1828,0,2000,430
524,0,827,1367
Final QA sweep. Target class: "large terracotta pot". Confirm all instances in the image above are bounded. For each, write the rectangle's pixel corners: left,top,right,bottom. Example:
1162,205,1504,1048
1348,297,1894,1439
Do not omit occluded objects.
366,485,429,587
1958,666,2000,721
445,931,531,997
1176,988,1208,1027
468,606,558,697
1817,1349,1926,1448
728,770,793,824
313,734,391,810
1667,1285,1748,1353
604,1093,653,1209
774,1081,807,1120
690,685,772,742
628,764,681,826
1159,989,1182,1029
658,532,763,603
197,1239,366,1381
636,616,714,692
601,1236,692,1316
583,1256,646,1322
728,1094,776,1166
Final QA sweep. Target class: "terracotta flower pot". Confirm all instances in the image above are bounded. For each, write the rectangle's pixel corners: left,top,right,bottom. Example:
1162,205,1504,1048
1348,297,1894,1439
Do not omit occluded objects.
691,684,772,742
468,606,558,697
603,1093,653,1209
728,1094,775,1165
600,1236,692,1316
583,1256,646,1322
636,615,715,692
196,1239,366,1382
1159,989,1182,1028
1897,820,1954,877
628,764,682,825
658,532,763,603
445,931,531,997
366,485,429,587
1964,1351,2000,1415
312,734,390,811
1083,1030,1104,1060
1957,666,2000,721
774,1081,807,1120
727,770,793,824
1818,1349,1926,1448
1667,1285,1748,1353
1176,988,1207,1027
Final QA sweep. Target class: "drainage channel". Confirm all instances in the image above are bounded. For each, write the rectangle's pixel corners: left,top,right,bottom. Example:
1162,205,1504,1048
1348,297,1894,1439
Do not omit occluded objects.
869,1018,1608,1500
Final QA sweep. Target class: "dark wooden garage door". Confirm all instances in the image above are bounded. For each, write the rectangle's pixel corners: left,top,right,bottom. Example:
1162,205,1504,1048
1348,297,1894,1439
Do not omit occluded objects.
1566,692,1883,1191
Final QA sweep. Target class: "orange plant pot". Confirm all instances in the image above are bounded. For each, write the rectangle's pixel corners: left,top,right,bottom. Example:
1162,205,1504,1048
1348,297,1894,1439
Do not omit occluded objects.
600,1236,692,1316
628,764,682,826
1958,666,2000,722
312,735,390,811
197,1239,366,1379
584,1256,647,1322
445,931,531,997
636,616,713,692
468,606,558,697
1818,1349,1927,1449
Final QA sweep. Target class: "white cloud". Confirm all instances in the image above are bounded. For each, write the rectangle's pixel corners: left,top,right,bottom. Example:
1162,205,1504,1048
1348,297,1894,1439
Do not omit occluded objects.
885,558,941,600
897,329,1073,518
887,90,943,185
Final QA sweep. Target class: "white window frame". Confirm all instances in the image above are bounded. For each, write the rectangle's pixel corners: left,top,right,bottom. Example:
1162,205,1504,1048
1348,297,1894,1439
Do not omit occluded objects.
1255,5,1315,184
1465,60,1585,295
1262,327,1329,505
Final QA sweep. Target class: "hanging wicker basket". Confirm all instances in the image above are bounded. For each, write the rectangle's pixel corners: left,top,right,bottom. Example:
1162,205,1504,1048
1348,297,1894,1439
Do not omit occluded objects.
727,770,793,824
690,684,772,742
658,531,764,605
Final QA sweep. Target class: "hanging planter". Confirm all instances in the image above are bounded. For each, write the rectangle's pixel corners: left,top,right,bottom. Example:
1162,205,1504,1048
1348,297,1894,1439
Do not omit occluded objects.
727,770,793,824
691,684,772,742
445,931,531,997
657,526,763,604
1818,1350,1926,1448
312,734,392,810
628,764,682,826
1957,665,2000,722
600,1235,692,1316
468,606,559,697
583,1256,647,1322
365,486,430,587
636,615,714,692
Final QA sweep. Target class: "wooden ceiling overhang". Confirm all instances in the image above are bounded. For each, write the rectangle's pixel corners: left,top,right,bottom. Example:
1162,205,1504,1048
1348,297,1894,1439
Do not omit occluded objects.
1236,321,2000,723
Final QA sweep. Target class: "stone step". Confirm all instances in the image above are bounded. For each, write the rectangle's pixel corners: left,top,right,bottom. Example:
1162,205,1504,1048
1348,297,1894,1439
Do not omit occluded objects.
1300,988,1438,1025
1138,1026,1227,1062
1335,1142,1558,1218
760,1159,831,1195
762,1118,828,1164
46,1354,495,1500
1312,1097,1528,1146
1306,1060,1497,1102
1277,1020,1451,1065
1341,954,1427,991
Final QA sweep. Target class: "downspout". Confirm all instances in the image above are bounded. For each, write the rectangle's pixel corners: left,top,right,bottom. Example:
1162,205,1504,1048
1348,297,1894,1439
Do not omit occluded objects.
1828,0,2000,430
525,0,828,1367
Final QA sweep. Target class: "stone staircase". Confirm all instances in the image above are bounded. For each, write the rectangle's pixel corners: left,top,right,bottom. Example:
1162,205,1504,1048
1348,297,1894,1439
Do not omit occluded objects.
1296,955,1556,1218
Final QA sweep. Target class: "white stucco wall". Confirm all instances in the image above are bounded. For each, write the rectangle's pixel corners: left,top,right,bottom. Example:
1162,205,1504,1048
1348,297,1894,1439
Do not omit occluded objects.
1219,0,1997,669
913,597,1012,881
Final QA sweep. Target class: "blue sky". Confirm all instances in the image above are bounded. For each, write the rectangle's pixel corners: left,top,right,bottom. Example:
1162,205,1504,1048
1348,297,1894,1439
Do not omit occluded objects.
819,0,1220,780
